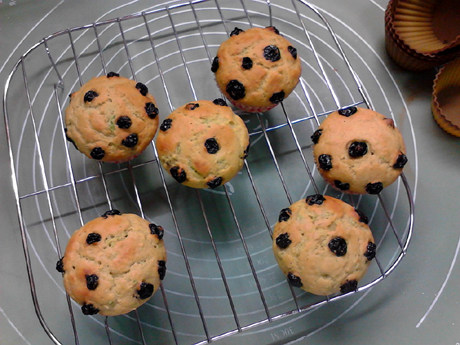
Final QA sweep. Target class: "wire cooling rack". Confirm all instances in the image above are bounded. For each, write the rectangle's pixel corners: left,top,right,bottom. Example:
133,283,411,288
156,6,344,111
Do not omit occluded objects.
3,0,414,344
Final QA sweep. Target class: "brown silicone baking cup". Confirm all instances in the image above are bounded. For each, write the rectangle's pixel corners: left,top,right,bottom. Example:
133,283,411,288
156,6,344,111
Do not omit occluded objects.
431,58,460,137
385,0,460,71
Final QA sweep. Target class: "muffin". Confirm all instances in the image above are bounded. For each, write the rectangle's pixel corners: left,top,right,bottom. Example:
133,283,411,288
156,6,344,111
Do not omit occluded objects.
65,73,160,163
56,210,167,316
312,106,408,195
272,194,376,296
211,26,301,112
156,99,250,189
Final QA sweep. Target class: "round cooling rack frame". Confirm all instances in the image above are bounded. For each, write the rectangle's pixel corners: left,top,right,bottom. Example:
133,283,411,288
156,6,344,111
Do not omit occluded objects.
2,0,415,344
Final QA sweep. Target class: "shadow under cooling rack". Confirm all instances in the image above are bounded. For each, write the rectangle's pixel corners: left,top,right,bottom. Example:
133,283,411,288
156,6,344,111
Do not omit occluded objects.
3,0,414,344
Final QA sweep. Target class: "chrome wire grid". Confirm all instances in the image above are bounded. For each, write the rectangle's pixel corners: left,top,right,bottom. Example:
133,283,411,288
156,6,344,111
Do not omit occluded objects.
3,0,414,344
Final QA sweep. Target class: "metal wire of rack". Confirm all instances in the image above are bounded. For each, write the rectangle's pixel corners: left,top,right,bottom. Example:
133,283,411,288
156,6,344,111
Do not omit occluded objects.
3,0,414,344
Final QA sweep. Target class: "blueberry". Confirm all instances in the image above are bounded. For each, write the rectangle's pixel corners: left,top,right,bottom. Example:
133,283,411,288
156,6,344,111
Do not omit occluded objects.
158,260,166,280
204,138,219,154
149,224,164,240
364,242,376,261
338,106,357,117
288,46,297,59
242,57,253,70
269,90,285,104
263,45,281,62
81,303,99,315
64,128,78,150
135,82,148,96
145,102,159,119
84,90,98,103
318,154,332,170
86,232,102,244
213,98,227,106
211,56,219,73
90,147,105,160
226,80,245,100
160,118,172,132
355,209,369,224
306,194,325,206
365,182,383,194
185,102,199,110
207,177,223,189
170,166,186,183
106,72,119,78
122,133,138,148
348,141,368,158
340,280,358,294
328,237,347,257
276,233,291,249
278,208,292,222
230,27,244,36
56,257,64,273
267,26,280,35
137,282,154,299
393,153,408,169
287,272,302,287
311,129,322,144
86,274,99,290
116,116,132,129
101,209,121,218
334,180,350,191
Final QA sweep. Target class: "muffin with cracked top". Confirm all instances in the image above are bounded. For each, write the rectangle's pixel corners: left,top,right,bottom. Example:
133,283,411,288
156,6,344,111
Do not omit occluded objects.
312,106,408,194
65,73,159,163
272,194,376,296
56,210,166,316
156,99,249,189
211,26,301,112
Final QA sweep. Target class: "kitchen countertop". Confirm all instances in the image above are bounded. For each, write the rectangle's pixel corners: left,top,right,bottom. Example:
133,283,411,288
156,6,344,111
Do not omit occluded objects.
0,0,459,344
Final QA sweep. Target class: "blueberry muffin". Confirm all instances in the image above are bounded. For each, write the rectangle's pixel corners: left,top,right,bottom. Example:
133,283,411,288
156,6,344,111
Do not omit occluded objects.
212,26,301,112
272,194,376,296
56,210,167,316
312,106,408,194
65,73,160,163
156,99,250,189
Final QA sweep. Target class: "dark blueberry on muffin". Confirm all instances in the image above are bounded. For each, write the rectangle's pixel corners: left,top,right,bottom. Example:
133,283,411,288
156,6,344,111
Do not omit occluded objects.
85,274,99,290
348,141,368,158
84,90,98,103
122,133,138,148
213,98,227,106
86,232,102,244
226,80,246,100
158,260,167,280
334,180,350,191
145,102,159,119
137,282,154,299
106,72,120,78
211,56,219,73
170,166,187,183
204,138,220,154
311,129,322,144
276,233,292,249
269,91,285,104
81,303,99,315
287,273,303,287
364,242,376,261
306,194,325,206
149,224,164,240
267,26,280,35
185,103,200,110
90,147,105,160
242,57,253,70
207,177,223,189
355,209,369,224
263,45,281,62
230,27,244,36
101,209,121,218
393,153,408,169
338,106,357,117
328,237,347,257
318,154,332,170
278,208,292,222
340,280,358,294
365,182,383,194
288,46,297,59
56,257,65,273
135,82,148,96
160,118,173,132
116,116,132,129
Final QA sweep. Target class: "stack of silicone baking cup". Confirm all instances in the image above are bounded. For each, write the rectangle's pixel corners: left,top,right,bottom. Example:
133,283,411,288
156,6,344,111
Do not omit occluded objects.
385,0,460,71
431,58,460,137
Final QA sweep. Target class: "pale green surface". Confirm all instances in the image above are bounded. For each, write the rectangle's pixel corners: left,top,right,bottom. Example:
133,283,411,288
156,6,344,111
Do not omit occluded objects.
0,1,459,345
